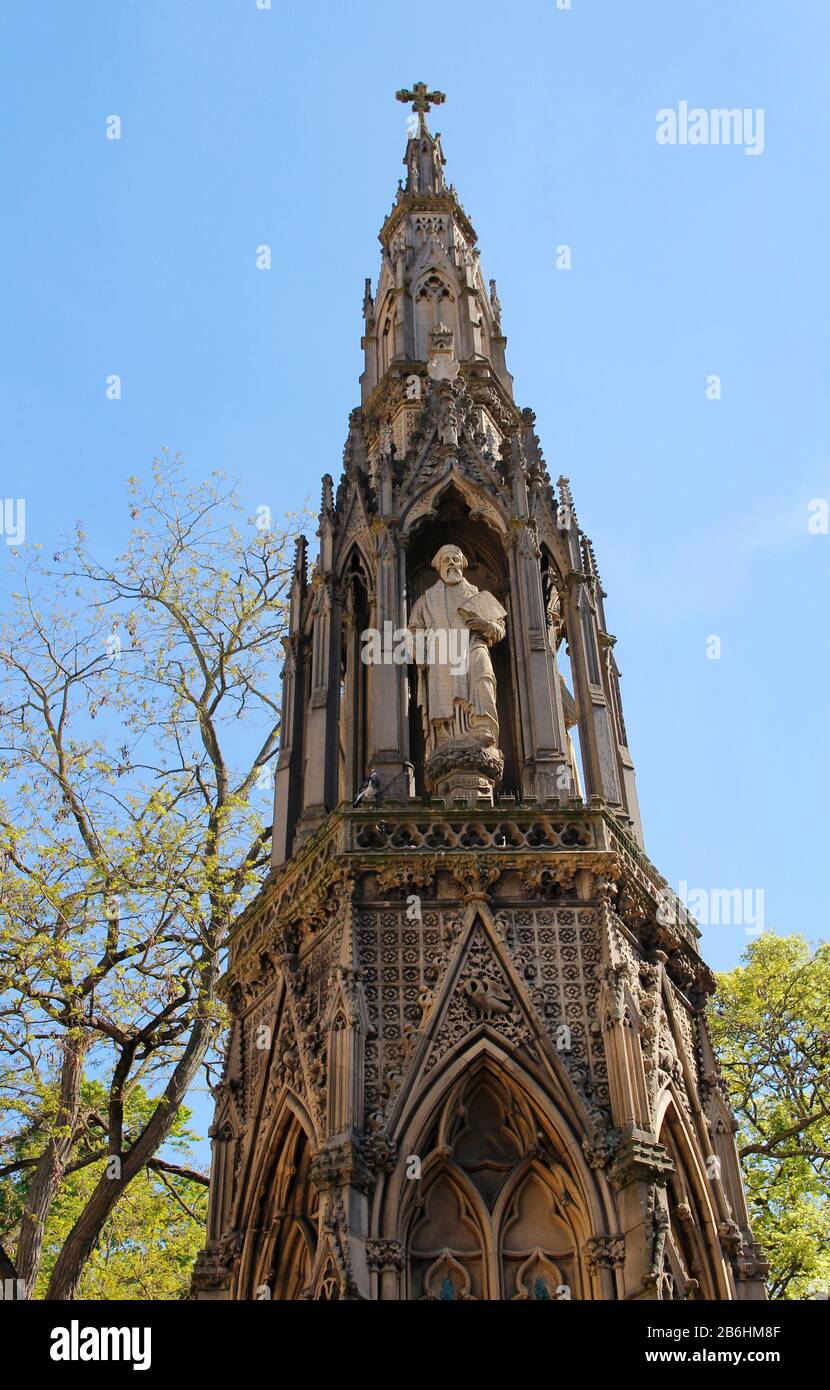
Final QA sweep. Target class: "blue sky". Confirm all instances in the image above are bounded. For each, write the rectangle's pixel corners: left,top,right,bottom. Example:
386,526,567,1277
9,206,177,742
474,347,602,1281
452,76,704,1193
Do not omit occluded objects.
2,1,828,1145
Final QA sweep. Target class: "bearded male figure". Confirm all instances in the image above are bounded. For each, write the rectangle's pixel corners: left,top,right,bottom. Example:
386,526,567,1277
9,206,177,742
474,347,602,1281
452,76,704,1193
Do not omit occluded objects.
408,544,507,757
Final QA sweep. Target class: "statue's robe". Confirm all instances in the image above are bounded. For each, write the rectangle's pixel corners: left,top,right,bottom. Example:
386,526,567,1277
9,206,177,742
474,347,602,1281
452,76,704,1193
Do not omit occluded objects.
408,578,505,750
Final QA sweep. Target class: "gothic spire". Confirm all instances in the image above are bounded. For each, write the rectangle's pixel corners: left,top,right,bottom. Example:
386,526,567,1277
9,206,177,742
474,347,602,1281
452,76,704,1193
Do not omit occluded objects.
359,85,514,408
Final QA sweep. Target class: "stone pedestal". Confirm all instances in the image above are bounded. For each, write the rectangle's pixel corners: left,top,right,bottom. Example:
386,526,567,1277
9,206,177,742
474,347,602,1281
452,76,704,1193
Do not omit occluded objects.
424,739,504,807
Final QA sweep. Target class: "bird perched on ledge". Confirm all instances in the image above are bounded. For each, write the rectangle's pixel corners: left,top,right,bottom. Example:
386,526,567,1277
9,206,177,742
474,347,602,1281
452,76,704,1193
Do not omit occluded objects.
353,770,380,806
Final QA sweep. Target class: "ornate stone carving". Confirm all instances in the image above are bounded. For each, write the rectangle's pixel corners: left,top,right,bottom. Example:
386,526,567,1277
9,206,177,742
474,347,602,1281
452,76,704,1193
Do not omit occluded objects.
463,975,512,1017
585,1234,626,1274
610,1138,675,1189
449,856,502,899
425,925,539,1073
310,1139,375,1195
424,739,504,789
583,1126,621,1170
316,1190,360,1300
366,1239,406,1274
190,1242,237,1295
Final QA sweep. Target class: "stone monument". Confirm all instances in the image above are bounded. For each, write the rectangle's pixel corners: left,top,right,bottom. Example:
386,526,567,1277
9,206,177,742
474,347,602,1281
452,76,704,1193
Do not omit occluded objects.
192,85,767,1303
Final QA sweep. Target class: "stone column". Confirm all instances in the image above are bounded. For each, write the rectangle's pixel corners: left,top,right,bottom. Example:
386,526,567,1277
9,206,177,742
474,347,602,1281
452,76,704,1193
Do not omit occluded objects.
367,1239,405,1301
367,521,408,800
610,1138,675,1300
272,637,304,866
301,577,339,823
309,1141,373,1300
584,1234,626,1299
565,572,624,808
505,522,571,798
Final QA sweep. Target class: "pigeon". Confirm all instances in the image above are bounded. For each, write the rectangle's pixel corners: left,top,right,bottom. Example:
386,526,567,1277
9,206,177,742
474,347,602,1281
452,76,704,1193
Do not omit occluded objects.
353,771,380,806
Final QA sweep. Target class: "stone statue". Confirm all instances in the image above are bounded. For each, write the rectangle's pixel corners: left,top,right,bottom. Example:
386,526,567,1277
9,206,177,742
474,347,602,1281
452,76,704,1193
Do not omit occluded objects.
408,545,506,763
426,322,460,382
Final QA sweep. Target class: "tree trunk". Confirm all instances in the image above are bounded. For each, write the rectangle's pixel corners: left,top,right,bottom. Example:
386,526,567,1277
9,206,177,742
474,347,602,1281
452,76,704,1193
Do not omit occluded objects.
44,1007,214,1301
16,1031,87,1298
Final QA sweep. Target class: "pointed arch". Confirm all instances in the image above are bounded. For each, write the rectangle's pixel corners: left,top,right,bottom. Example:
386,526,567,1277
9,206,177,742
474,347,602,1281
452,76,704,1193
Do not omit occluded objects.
400,469,510,542
655,1094,734,1299
409,228,457,292
496,1162,581,1299
534,507,576,592
406,1162,491,1299
334,485,374,581
205,1105,243,1247
235,1092,319,1299
335,546,371,801
311,1249,342,1301
376,1044,614,1299
412,270,459,359
374,284,402,377
706,1085,750,1230
382,903,603,1165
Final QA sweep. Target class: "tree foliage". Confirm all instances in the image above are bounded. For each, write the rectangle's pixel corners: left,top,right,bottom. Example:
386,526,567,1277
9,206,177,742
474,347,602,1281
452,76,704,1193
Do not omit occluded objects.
0,454,307,1297
711,933,830,1299
1,1083,207,1299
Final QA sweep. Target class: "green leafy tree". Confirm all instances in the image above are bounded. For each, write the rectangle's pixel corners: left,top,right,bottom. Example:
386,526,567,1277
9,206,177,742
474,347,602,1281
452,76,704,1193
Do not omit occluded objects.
711,933,830,1299
1,1083,207,1299
0,455,307,1298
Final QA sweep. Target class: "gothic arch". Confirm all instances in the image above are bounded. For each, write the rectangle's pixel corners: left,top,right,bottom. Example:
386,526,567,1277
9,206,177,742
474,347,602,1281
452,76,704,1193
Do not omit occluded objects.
335,549,371,801
235,1093,319,1299
380,313,394,376
375,1046,612,1300
409,228,456,293
655,1095,732,1299
706,1085,749,1229
386,1034,608,1219
375,286,402,377
400,469,510,542
534,507,574,587
405,484,507,594
406,1160,491,1299
472,290,491,361
205,1109,242,1249
495,1161,584,1300
334,493,374,583
413,271,459,360
402,482,518,794
539,540,585,798
271,1211,316,1301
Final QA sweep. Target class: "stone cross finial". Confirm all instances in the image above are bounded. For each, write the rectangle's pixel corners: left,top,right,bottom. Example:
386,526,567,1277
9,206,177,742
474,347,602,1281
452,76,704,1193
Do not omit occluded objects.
395,81,446,135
